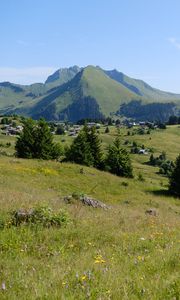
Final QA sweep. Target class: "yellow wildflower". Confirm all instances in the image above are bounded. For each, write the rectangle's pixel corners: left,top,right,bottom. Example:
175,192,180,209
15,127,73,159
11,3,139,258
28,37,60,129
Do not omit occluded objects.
81,275,87,281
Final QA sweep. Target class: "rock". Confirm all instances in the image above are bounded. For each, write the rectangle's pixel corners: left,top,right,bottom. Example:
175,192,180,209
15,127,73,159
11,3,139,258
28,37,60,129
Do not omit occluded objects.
64,194,110,209
145,208,157,216
80,195,110,209
1,282,6,290
13,208,35,226
63,195,72,204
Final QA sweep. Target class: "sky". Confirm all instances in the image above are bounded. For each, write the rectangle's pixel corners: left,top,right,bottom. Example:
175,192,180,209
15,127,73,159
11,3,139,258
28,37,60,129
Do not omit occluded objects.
0,0,180,92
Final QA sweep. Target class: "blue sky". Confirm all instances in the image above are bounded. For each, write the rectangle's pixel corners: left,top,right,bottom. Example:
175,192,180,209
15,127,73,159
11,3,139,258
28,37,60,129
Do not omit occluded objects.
0,0,180,92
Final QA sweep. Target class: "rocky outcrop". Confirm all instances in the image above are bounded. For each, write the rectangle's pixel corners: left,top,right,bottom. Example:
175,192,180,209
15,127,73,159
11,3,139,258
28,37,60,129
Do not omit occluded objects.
64,194,110,209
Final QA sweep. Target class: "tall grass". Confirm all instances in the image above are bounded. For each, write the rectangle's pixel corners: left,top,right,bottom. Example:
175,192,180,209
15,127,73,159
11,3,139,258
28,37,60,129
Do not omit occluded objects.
0,125,179,299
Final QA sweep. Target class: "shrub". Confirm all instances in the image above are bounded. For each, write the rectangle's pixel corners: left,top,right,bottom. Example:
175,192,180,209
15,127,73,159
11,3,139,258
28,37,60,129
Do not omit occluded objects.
1,117,10,125
11,206,70,227
137,173,145,182
121,181,129,187
159,160,174,177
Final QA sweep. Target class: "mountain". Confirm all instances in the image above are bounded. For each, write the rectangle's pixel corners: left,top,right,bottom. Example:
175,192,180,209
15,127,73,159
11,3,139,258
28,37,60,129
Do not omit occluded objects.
0,65,180,122
0,66,81,115
104,69,180,101
45,65,81,87
22,66,142,122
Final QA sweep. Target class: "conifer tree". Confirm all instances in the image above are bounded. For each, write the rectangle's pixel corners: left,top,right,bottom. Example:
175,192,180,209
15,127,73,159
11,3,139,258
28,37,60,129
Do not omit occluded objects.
105,126,110,133
169,154,180,197
86,126,104,169
33,118,55,159
65,130,94,166
15,118,62,159
105,137,133,177
15,118,35,158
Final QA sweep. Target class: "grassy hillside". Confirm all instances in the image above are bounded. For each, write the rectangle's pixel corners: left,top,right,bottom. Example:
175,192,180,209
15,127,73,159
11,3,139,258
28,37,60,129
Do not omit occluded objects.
105,69,180,102
80,66,139,115
0,67,81,116
0,125,180,299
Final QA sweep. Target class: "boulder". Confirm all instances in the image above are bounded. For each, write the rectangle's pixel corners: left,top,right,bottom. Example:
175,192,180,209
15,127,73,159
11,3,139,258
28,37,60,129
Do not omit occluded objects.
64,194,110,209
80,195,110,209
13,208,35,226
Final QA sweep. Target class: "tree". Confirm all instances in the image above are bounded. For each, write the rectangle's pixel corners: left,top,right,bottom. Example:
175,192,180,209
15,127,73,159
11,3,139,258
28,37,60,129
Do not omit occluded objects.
149,154,156,166
86,126,103,169
169,154,180,197
1,117,10,125
105,126,110,133
56,124,65,135
64,125,104,168
105,137,133,177
168,115,178,125
15,118,35,158
158,123,166,129
15,118,63,159
65,130,94,166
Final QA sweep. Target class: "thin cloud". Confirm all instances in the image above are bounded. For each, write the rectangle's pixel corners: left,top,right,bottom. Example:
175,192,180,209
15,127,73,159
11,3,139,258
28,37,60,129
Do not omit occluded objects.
0,67,57,85
16,40,46,47
168,37,180,49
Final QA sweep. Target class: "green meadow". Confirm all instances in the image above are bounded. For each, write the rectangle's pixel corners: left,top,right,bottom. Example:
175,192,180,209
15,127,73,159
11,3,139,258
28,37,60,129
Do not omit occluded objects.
0,125,180,299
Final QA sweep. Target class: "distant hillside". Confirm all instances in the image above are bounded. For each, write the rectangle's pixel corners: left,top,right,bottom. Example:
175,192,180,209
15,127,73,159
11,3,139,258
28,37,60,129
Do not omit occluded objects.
104,69,180,102
0,65,180,122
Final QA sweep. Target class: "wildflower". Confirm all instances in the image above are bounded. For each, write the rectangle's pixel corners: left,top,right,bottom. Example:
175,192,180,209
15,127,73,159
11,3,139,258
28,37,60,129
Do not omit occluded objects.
137,256,144,261
81,275,87,281
94,254,106,264
1,282,6,290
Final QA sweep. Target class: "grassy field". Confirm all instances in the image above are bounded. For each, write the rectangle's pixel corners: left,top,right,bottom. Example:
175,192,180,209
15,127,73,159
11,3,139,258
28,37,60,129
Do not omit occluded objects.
0,125,180,299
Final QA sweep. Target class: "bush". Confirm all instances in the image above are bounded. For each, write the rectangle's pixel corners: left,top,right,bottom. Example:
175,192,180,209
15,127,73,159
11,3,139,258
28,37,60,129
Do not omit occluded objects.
159,160,174,177
11,206,70,227
158,123,166,129
1,117,10,125
138,173,145,182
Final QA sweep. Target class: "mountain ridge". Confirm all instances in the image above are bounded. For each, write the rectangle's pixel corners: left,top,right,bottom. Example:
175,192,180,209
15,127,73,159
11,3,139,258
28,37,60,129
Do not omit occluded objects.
0,65,180,122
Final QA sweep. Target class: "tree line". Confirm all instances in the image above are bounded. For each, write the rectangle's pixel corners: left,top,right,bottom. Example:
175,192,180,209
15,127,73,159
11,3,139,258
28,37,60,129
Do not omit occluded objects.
15,118,180,196
15,118,133,178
